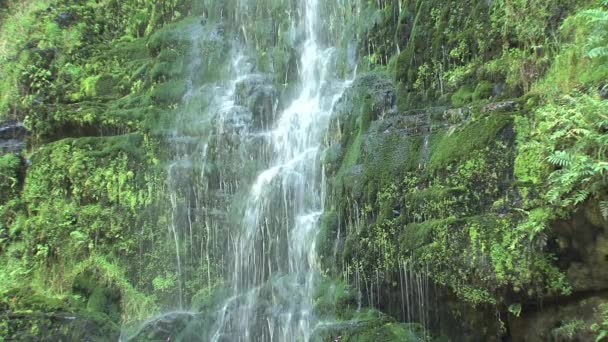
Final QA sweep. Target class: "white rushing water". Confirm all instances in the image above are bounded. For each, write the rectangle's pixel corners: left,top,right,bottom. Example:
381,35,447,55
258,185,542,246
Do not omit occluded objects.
210,0,353,340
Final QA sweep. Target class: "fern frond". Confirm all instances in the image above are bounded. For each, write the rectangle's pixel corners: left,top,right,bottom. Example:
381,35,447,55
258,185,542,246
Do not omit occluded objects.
595,118,608,129
573,189,590,205
546,189,562,204
579,9,608,22
589,46,608,58
593,162,608,175
600,201,608,220
547,151,574,167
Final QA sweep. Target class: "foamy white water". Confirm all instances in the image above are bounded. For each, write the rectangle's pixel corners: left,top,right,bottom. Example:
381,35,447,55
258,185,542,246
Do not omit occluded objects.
210,0,353,340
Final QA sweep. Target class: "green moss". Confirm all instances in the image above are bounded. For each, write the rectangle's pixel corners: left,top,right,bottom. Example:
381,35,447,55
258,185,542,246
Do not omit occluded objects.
360,98,376,132
312,309,424,342
399,218,457,253
150,79,187,105
313,279,357,319
0,286,120,340
428,114,513,171
363,131,424,184
147,17,198,57
72,134,145,160
151,60,185,82
316,210,339,267
451,86,474,107
94,74,119,97
86,288,107,313
472,81,493,102
337,131,362,178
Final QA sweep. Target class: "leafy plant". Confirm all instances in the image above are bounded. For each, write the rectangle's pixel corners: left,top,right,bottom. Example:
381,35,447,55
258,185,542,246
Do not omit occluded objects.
541,96,608,211
572,9,608,58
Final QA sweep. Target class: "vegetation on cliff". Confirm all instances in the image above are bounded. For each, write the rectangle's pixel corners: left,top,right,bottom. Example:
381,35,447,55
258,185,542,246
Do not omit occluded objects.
0,0,607,340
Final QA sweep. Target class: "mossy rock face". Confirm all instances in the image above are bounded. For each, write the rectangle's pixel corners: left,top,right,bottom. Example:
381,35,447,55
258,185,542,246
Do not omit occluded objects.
550,203,608,293
0,121,27,155
313,279,358,320
72,273,122,324
0,311,120,341
428,113,514,171
311,310,425,342
235,74,277,129
324,77,557,323
472,81,494,102
510,295,608,342
126,312,206,342
93,74,119,97
150,80,188,106
329,72,396,138
0,287,120,341
147,18,200,57
316,210,340,270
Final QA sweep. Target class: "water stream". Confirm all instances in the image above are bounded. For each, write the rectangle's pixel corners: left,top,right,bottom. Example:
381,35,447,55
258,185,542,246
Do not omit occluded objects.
127,1,357,340
209,0,351,340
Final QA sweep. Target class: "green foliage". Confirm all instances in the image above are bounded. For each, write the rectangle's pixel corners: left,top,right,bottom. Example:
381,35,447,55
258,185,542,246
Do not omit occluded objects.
508,303,522,317
517,95,608,219
451,86,474,107
147,18,195,56
0,154,21,203
576,9,608,58
70,255,158,323
150,80,187,105
472,81,494,102
594,303,608,341
536,6,608,95
553,320,586,340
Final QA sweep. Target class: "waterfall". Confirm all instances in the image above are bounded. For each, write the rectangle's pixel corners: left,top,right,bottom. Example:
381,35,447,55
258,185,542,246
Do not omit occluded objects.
210,1,352,340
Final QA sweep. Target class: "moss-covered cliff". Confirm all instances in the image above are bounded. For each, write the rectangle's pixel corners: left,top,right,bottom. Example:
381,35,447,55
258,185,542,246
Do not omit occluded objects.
0,0,607,341
316,0,608,340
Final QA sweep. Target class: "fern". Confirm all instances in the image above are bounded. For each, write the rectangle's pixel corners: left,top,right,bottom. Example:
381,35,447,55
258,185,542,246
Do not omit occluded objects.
536,95,608,217
601,201,608,220
564,9,608,61
547,151,573,167
579,9,608,23
589,46,608,58
573,189,590,205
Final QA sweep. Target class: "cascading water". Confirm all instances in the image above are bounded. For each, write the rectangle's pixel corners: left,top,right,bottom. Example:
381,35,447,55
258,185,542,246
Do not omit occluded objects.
211,1,352,341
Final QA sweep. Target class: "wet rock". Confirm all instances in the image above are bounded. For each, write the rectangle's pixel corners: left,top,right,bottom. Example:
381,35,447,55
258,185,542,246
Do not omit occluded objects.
480,101,517,113
510,295,608,342
321,143,343,172
340,72,396,120
0,121,27,155
328,72,396,146
1,311,120,341
214,105,254,134
442,107,471,124
551,203,608,293
235,74,277,129
493,83,505,97
55,10,77,28
127,312,205,342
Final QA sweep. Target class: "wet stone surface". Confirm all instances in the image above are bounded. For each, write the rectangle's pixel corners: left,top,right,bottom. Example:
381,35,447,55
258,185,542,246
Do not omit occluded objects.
0,121,27,155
